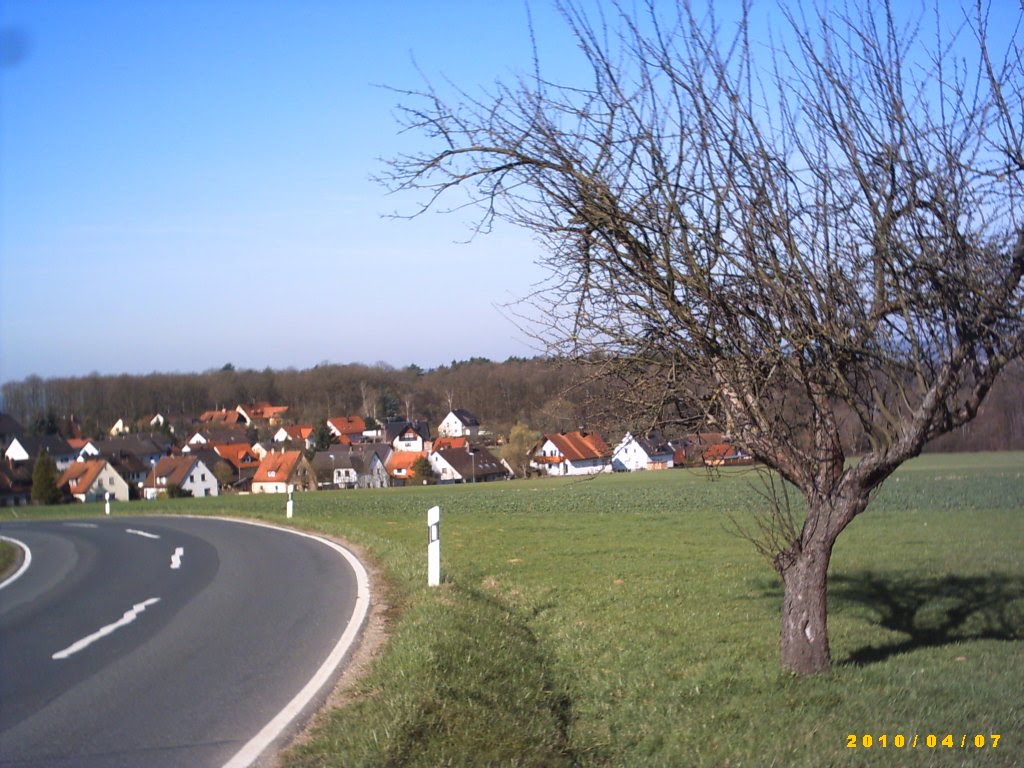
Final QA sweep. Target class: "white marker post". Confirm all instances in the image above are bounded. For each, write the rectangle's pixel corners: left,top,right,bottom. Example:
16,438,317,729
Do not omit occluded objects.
104,492,111,516
427,505,441,586
286,484,294,519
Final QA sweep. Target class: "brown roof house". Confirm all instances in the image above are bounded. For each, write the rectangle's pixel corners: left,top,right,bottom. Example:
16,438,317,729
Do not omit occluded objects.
530,430,612,476
326,416,367,444
60,459,130,503
143,455,219,499
252,450,315,494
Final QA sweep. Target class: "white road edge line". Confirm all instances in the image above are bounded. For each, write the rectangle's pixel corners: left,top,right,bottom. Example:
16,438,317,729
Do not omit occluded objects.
0,536,32,591
218,519,371,768
126,528,161,540
52,597,162,660
170,547,184,570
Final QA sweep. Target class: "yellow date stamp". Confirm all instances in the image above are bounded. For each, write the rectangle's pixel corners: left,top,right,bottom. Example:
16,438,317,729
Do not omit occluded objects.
846,733,1001,750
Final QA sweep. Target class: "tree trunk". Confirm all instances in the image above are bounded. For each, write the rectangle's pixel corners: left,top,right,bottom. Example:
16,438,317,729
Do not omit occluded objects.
779,546,832,675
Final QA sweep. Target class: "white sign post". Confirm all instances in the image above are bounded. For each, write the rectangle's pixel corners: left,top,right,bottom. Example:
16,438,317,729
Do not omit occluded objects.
286,484,294,519
427,505,441,586
104,491,111,516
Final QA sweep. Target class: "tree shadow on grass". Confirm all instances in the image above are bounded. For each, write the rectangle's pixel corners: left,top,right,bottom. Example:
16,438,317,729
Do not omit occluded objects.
827,571,1024,665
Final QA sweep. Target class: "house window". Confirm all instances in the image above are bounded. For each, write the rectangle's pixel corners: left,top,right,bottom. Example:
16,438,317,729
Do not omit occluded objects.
268,470,276,478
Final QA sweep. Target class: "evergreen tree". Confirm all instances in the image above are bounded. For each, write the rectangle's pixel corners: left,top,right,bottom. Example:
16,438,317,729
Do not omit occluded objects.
411,456,435,484
31,450,63,505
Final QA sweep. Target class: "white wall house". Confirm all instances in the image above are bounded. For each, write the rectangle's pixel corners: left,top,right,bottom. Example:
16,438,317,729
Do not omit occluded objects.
60,459,131,503
530,431,613,476
611,432,675,472
144,456,219,499
437,409,481,439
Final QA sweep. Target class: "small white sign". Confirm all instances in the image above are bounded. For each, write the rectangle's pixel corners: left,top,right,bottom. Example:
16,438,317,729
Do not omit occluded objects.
427,505,440,586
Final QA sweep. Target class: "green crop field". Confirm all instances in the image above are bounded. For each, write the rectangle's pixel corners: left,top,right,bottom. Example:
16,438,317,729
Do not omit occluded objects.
4,452,1022,766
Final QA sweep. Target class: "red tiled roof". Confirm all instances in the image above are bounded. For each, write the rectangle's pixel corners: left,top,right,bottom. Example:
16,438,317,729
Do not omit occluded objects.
59,459,106,495
281,425,314,441
433,436,468,451
147,455,200,487
212,443,259,469
327,416,366,436
545,431,611,462
253,451,302,483
386,450,427,478
199,409,241,424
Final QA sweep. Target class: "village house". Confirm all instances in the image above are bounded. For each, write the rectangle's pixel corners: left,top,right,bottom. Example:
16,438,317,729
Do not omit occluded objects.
186,424,250,448
67,437,102,460
385,420,431,452
612,431,675,472
236,402,289,427
0,462,32,506
252,450,316,494
531,430,612,476
429,444,511,483
326,416,367,444
143,455,219,499
96,434,171,468
5,435,78,472
60,458,130,503
311,446,389,489
437,409,481,439
109,418,131,436
272,424,315,450
198,409,245,425
386,450,428,486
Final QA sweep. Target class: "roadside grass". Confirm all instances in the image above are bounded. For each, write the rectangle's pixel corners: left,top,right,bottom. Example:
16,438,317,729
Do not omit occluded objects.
0,538,17,580
3,452,1022,766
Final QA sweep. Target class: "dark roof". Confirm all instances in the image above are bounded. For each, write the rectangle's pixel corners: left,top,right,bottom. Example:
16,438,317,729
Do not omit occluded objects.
312,445,387,476
384,420,431,443
11,434,75,458
435,445,508,480
97,434,172,459
0,413,25,437
450,409,480,427
631,431,674,457
191,424,250,444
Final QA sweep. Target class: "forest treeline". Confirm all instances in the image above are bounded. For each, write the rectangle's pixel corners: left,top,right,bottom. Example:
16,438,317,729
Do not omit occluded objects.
2,357,1022,452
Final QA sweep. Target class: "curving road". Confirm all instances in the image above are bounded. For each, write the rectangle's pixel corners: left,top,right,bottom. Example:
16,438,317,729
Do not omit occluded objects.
0,516,369,768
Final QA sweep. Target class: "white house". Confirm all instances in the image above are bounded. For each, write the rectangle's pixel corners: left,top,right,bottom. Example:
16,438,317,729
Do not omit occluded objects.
143,456,219,499
437,409,481,439
59,458,131,503
385,421,431,452
5,435,78,471
530,431,613,476
109,418,130,436
612,432,675,472
429,445,511,483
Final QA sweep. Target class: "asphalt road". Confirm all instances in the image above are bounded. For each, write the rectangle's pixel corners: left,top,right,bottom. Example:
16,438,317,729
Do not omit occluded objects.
0,515,369,768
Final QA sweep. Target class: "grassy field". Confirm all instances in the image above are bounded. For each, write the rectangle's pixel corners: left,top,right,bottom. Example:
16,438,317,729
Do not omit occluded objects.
3,452,1022,766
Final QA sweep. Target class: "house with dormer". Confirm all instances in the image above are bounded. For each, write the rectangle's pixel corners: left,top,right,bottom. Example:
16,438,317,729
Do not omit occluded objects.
385,420,431,452
531,430,612,476
252,450,315,494
143,455,219,499
60,458,130,502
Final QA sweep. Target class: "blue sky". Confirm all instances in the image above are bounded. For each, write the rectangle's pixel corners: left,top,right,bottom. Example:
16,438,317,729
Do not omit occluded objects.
0,0,583,383
2,1,1018,385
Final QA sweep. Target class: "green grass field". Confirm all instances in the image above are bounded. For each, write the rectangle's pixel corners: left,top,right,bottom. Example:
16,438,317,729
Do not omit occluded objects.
4,452,1022,766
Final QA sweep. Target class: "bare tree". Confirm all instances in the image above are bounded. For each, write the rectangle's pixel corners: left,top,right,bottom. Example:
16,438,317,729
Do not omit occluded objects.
382,0,1024,674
